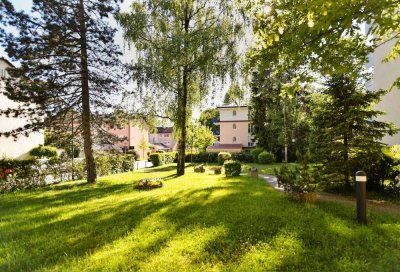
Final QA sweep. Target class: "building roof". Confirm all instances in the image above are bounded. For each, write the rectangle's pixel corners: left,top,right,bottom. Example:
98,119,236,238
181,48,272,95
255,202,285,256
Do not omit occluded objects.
156,127,173,133
216,104,248,109
206,144,243,152
152,143,170,150
0,57,15,68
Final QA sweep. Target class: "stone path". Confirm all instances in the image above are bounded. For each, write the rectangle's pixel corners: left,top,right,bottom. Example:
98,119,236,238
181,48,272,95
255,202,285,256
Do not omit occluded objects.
259,174,400,216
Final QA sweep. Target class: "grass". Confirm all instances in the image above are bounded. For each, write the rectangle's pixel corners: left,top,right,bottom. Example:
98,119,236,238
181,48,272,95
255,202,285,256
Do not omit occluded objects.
0,163,399,271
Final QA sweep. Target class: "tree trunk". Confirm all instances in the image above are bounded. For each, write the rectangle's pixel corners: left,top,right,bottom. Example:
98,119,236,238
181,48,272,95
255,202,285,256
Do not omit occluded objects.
78,0,97,183
177,67,188,176
176,6,190,176
343,131,350,191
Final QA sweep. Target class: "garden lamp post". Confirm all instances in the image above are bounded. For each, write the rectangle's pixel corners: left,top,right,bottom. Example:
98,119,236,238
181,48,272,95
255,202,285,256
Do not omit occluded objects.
355,170,367,224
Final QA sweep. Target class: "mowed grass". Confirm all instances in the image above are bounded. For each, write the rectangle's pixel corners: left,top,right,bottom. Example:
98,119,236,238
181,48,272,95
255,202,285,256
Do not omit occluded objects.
0,164,399,271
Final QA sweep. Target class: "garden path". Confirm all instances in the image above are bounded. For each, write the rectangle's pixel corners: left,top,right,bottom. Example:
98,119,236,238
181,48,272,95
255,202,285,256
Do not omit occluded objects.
259,174,400,216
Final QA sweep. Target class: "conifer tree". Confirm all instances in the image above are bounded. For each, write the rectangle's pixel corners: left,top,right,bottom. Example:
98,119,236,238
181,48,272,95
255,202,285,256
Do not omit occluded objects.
0,0,123,183
312,74,397,191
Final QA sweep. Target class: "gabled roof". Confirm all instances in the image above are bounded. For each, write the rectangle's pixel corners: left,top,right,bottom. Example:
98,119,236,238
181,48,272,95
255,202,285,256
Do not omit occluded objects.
156,127,173,133
0,57,15,68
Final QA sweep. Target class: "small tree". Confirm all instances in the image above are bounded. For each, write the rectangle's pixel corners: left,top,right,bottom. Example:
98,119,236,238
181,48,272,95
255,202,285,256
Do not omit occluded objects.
138,134,149,159
311,74,397,191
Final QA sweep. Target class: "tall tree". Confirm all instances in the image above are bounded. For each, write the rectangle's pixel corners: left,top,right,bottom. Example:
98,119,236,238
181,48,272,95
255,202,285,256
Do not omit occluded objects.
198,108,219,135
246,0,400,87
117,0,242,176
223,83,246,105
0,0,122,183
311,74,397,191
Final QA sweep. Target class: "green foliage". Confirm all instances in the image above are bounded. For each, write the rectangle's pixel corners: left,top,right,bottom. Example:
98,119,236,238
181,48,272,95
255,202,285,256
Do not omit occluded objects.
251,148,264,163
186,123,216,152
164,152,177,164
117,0,243,175
199,108,219,135
231,152,254,163
218,152,232,165
149,153,165,167
29,146,58,158
311,75,397,191
223,160,241,177
258,151,275,165
185,152,218,163
224,83,246,105
138,134,150,158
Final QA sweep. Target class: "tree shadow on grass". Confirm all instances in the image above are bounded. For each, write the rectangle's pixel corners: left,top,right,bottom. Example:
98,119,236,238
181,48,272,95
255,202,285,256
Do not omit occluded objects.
1,175,399,271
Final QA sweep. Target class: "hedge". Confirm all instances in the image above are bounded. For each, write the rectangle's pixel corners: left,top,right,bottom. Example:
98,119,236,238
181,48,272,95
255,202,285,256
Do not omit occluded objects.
185,152,218,163
232,152,254,163
30,146,58,158
0,154,135,193
224,160,241,177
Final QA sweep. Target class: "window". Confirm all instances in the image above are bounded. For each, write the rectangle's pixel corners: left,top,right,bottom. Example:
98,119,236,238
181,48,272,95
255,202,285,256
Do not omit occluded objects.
233,123,236,129
233,137,236,142
248,124,253,133
233,110,237,116
0,69,5,78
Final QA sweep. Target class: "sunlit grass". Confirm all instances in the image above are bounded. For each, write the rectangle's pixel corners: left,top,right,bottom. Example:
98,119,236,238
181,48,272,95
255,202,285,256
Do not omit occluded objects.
0,163,399,271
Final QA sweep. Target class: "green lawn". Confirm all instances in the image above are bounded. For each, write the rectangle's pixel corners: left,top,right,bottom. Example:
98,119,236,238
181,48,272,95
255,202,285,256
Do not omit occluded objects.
0,164,399,271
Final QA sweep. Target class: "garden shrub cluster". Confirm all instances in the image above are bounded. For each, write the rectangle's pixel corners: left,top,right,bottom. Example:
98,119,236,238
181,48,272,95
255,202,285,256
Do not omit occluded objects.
251,147,263,163
258,151,276,164
30,146,58,158
194,164,205,173
134,178,163,191
0,154,135,193
224,160,241,176
218,152,232,165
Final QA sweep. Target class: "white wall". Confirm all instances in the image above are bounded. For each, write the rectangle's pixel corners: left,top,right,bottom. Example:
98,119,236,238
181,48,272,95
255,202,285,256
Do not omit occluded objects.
218,107,249,121
373,40,400,146
0,59,44,159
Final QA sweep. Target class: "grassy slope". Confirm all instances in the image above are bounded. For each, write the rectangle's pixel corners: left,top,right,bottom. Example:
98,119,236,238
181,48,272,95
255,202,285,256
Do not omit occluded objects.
0,164,399,271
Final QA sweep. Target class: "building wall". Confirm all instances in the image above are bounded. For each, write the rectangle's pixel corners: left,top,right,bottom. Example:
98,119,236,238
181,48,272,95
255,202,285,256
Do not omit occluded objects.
219,121,250,146
108,124,150,157
373,39,400,145
0,59,44,159
219,107,249,121
149,131,177,151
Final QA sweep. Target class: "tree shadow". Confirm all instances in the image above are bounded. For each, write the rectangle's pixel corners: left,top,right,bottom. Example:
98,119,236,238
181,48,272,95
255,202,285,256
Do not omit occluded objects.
1,174,399,271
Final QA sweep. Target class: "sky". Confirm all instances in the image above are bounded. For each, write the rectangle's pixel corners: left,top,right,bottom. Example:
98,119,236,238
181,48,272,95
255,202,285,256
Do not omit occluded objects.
0,0,241,117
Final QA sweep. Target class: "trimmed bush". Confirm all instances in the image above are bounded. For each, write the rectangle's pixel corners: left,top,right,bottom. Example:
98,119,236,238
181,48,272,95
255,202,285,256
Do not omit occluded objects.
251,147,263,163
224,160,241,177
232,152,254,163
258,151,275,164
164,152,177,164
30,146,58,158
218,152,232,165
149,153,165,167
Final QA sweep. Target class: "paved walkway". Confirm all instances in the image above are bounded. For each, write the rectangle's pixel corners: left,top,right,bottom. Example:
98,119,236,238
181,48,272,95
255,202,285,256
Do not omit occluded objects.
259,174,400,216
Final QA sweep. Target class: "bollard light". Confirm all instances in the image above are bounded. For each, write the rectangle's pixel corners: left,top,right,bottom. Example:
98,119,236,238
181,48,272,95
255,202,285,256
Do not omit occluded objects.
355,170,367,224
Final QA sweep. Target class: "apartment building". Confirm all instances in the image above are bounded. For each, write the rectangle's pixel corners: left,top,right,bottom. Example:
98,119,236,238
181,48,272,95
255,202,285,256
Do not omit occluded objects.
149,127,177,152
207,105,254,153
108,124,150,155
0,57,44,159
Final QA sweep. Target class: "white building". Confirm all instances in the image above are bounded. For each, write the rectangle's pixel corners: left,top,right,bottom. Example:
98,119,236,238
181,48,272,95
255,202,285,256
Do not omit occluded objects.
0,57,44,159
373,39,400,145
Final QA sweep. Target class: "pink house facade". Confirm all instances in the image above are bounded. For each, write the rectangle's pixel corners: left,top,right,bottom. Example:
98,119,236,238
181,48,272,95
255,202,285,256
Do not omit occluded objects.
149,127,177,152
207,105,255,153
108,124,149,157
